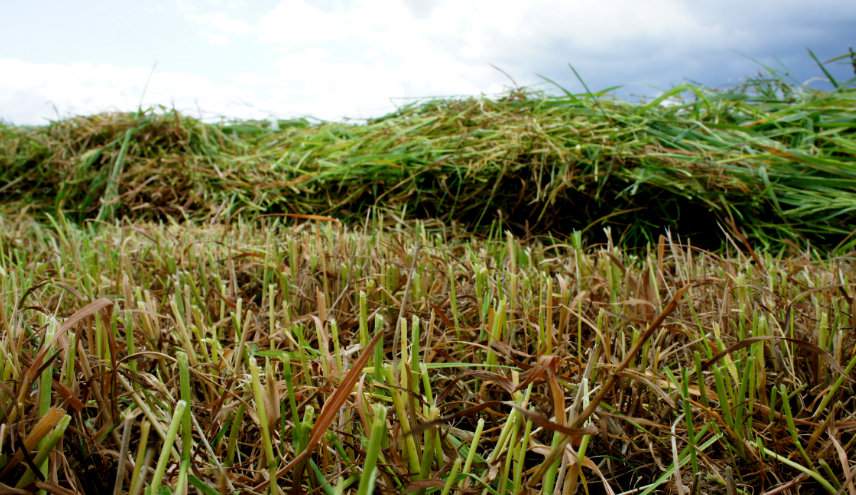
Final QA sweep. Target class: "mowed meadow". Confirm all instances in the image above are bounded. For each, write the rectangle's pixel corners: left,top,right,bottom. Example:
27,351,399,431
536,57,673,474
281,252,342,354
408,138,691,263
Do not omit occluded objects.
1,63,855,493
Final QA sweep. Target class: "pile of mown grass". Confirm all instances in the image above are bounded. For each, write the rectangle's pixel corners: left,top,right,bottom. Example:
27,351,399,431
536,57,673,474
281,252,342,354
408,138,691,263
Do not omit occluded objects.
2,75,855,251
0,213,854,493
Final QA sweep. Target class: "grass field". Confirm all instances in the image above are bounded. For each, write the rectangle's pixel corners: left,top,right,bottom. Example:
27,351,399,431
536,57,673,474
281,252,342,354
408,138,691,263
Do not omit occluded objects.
1,64,855,494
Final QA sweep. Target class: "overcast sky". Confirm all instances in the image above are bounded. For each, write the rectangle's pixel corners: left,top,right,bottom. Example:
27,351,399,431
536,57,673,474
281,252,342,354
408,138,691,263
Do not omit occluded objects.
1,0,853,124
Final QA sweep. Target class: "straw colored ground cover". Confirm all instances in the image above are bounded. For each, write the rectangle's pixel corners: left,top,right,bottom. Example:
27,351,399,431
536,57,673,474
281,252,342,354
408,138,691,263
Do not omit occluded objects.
0,213,854,493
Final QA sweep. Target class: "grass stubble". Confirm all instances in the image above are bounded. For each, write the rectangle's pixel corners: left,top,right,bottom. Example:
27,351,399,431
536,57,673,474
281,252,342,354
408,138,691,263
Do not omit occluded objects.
0,56,855,493
0,213,853,493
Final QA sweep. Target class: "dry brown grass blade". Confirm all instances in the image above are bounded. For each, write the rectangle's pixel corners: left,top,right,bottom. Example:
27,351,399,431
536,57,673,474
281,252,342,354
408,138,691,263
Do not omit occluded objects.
724,215,765,271
52,379,84,413
762,474,809,495
409,401,504,436
702,335,848,376
33,481,79,495
7,298,112,424
55,298,114,340
828,428,856,495
517,355,565,424
0,481,31,494
101,309,121,426
0,407,65,478
254,329,384,491
459,370,515,395
283,213,340,223
532,283,690,480
570,283,689,430
506,403,596,442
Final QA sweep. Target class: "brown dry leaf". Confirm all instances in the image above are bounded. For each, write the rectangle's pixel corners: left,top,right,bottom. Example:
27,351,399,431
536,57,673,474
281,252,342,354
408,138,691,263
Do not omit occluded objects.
532,283,690,481
619,369,676,409
517,355,565,424
517,354,560,390
0,407,65,478
506,403,596,444
460,370,515,395
9,298,112,424
409,401,504,436
547,368,565,426
582,457,617,495
265,364,281,432
639,370,710,399
53,380,84,413
828,428,856,495
283,213,339,223
255,329,383,491
703,335,847,377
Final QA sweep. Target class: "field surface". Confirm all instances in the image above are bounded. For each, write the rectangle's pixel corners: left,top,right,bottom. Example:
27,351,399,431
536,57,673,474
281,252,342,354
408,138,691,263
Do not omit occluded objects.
1,73,855,494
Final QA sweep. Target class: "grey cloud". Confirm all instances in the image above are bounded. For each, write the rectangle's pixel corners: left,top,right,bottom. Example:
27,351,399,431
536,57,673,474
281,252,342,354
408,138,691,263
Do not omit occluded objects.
479,3,854,98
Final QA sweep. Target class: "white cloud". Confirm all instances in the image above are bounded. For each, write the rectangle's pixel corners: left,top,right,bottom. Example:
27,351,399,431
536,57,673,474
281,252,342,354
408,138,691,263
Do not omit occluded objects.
0,59,274,124
257,0,730,62
1,0,853,124
189,11,252,35
177,0,257,45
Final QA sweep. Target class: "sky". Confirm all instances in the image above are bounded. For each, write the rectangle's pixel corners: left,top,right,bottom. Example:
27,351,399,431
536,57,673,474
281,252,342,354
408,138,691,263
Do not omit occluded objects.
1,0,854,124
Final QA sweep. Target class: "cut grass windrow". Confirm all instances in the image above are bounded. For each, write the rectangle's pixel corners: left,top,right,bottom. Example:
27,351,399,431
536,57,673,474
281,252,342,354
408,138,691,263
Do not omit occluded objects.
2,69,855,251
